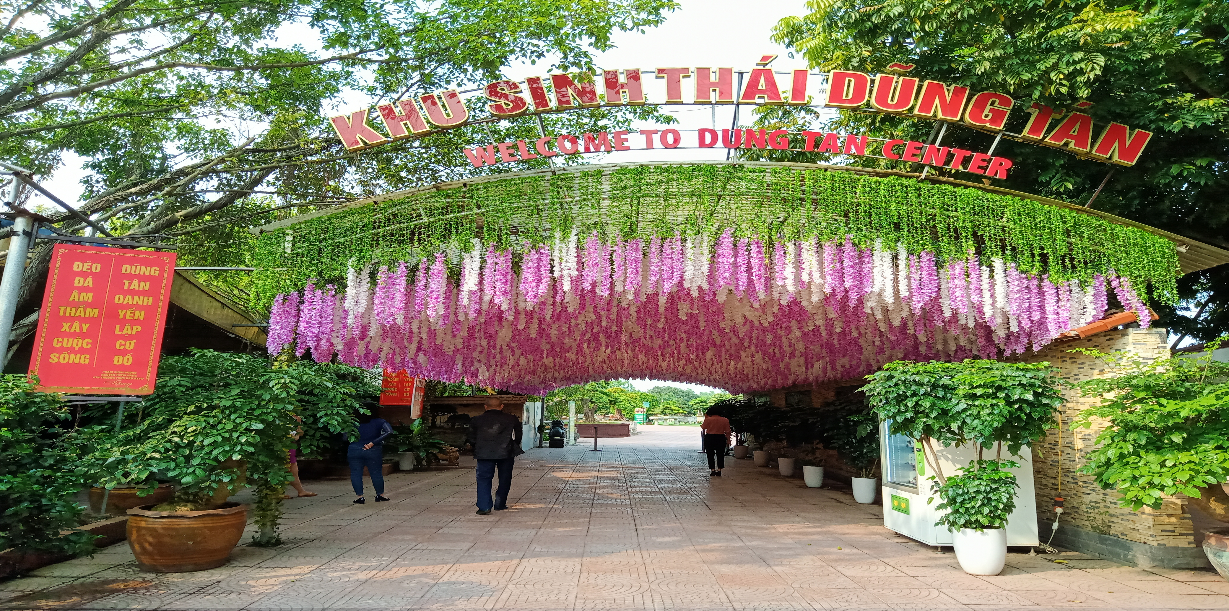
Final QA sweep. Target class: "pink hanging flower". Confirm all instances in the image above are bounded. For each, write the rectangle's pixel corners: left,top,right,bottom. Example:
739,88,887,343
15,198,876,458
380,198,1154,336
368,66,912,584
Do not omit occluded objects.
648,236,663,295
735,238,749,297
625,239,642,300
1090,274,1108,321
750,239,767,302
427,253,448,324
267,291,299,355
715,228,734,291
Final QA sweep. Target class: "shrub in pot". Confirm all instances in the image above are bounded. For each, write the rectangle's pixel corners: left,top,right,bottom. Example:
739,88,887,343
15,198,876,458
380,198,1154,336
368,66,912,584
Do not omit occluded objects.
1073,344,1229,577
802,457,826,488
0,375,95,561
823,402,881,504
933,460,1019,575
87,351,374,571
865,359,1062,575
778,451,796,477
386,419,446,470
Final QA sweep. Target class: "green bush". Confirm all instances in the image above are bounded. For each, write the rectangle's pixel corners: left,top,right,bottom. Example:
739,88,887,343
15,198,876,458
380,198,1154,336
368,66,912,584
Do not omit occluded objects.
1075,343,1229,511
84,350,377,545
821,398,881,479
934,460,1020,532
0,375,94,555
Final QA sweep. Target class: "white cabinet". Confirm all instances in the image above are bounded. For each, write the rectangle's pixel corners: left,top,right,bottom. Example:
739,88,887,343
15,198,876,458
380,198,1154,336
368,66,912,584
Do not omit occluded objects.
879,421,1039,547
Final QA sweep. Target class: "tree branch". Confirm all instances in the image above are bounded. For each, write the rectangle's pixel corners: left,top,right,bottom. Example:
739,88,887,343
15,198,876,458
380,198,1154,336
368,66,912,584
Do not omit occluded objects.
0,27,111,108
0,0,47,39
128,167,275,236
0,106,179,140
0,0,137,63
0,48,380,115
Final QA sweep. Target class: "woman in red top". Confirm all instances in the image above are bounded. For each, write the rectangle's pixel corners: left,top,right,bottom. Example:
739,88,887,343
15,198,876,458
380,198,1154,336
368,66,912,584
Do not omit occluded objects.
701,407,732,476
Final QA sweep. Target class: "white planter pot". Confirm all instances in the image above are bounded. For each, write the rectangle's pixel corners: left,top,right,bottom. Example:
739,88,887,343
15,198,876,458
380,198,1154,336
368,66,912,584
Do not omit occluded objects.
803,466,824,488
732,445,749,459
398,452,416,471
752,450,769,467
852,477,878,504
778,457,796,477
952,527,1007,575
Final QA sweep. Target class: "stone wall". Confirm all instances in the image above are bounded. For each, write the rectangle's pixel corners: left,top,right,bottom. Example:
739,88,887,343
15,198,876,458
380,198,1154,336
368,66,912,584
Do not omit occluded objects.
1018,328,1209,567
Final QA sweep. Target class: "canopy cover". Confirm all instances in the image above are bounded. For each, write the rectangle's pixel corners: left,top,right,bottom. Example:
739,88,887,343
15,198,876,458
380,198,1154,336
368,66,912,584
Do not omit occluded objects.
252,163,1178,394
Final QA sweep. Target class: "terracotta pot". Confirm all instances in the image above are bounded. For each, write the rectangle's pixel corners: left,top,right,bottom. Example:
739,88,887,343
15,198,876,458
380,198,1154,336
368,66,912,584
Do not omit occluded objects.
1203,528,1229,581
732,445,749,459
89,484,173,515
127,503,248,572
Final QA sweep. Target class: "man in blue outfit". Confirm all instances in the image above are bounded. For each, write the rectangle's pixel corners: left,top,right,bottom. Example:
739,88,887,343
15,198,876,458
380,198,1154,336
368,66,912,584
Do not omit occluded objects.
466,396,522,515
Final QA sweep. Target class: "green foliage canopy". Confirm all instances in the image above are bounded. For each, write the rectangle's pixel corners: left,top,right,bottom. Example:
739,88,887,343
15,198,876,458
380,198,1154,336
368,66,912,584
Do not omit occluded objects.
771,0,1229,340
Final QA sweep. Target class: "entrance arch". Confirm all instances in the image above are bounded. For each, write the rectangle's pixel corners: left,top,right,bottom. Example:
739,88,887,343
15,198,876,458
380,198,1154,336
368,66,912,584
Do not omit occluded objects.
251,161,1222,394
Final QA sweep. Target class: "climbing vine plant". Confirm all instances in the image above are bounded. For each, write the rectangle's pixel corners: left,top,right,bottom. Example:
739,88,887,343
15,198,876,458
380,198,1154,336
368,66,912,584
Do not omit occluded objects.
250,163,1179,310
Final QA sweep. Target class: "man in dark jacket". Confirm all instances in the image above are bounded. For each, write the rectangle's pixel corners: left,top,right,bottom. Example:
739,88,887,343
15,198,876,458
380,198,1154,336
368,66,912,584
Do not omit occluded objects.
466,396,523,515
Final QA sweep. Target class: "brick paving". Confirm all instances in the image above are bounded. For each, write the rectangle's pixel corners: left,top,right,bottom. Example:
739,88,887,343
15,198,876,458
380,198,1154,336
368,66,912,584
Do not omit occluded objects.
3,426,1229,610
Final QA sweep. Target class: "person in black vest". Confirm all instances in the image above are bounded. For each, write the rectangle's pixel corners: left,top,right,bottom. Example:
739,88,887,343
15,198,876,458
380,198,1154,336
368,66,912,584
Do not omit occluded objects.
466,396,523,515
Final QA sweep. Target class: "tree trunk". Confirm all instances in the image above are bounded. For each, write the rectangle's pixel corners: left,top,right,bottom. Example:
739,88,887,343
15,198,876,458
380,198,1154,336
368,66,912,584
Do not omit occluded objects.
1187,485,1229,523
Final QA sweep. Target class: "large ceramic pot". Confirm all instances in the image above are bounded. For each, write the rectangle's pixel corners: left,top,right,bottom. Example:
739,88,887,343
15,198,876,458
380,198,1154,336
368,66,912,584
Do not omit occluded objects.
852,477,878,504
1203,528,1229,581
89,484,173,515
752,450,769,467
951,527,1007,576
398,452,416,471
127,503,249,572
803,466,824,488
732,445,749,460
778,457,796,477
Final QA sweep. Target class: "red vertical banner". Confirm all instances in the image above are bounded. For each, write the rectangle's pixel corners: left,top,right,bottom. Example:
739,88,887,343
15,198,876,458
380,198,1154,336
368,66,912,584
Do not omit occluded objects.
28,244,176,395
381,370,424,418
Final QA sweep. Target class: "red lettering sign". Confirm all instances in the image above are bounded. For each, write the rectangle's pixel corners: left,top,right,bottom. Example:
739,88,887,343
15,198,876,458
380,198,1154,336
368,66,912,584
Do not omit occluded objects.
28,244,176,394
381,370,425,418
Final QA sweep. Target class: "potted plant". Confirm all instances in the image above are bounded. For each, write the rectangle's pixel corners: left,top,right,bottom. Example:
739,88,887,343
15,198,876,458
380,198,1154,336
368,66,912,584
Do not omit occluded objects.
802,455,826,488
824,404,881,504
934,460,1019,575
86,350,371,572
865,359,1062,576
732,432,750,460
777,448,796,477
388,419,446,470
1073,343,1229,579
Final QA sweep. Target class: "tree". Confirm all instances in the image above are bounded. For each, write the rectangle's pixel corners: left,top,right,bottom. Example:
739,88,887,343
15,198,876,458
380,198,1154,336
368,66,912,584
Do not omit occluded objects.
0,0,678,364
771,0,1229,339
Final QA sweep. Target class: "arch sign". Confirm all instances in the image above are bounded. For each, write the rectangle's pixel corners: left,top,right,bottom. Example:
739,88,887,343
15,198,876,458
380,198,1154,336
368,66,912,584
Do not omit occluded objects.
330,56,1154,179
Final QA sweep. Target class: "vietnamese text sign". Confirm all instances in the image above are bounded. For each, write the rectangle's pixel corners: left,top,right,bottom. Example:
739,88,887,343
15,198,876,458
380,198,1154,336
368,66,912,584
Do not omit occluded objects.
381,370,425,418
29,244,176,394
330,58,1153,167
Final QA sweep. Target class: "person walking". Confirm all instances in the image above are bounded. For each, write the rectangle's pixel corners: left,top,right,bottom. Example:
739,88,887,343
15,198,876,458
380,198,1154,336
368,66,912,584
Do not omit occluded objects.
348,407,393,504
701,407,732,477
466,396,522,515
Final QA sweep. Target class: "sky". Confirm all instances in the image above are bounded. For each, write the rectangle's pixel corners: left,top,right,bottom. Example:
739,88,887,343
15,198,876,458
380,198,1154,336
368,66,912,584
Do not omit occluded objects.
42,0,811,392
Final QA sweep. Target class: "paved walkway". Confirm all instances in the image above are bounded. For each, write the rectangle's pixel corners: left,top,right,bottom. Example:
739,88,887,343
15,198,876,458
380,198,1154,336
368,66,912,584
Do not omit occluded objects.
4,426,1229,610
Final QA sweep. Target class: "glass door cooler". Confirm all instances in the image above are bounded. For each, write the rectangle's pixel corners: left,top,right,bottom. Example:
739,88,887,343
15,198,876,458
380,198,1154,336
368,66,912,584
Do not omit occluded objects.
879,421,1039,547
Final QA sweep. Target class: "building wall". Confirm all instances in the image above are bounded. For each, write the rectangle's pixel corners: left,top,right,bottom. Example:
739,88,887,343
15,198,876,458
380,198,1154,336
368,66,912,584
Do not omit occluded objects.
1018,328,1197,549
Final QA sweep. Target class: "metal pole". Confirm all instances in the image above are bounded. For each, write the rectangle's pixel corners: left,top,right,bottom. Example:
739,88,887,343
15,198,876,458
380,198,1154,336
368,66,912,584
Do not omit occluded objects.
567,400,576,446
590,425,601,452
725,72,746,161
0,177,34,372
96,402,127,514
